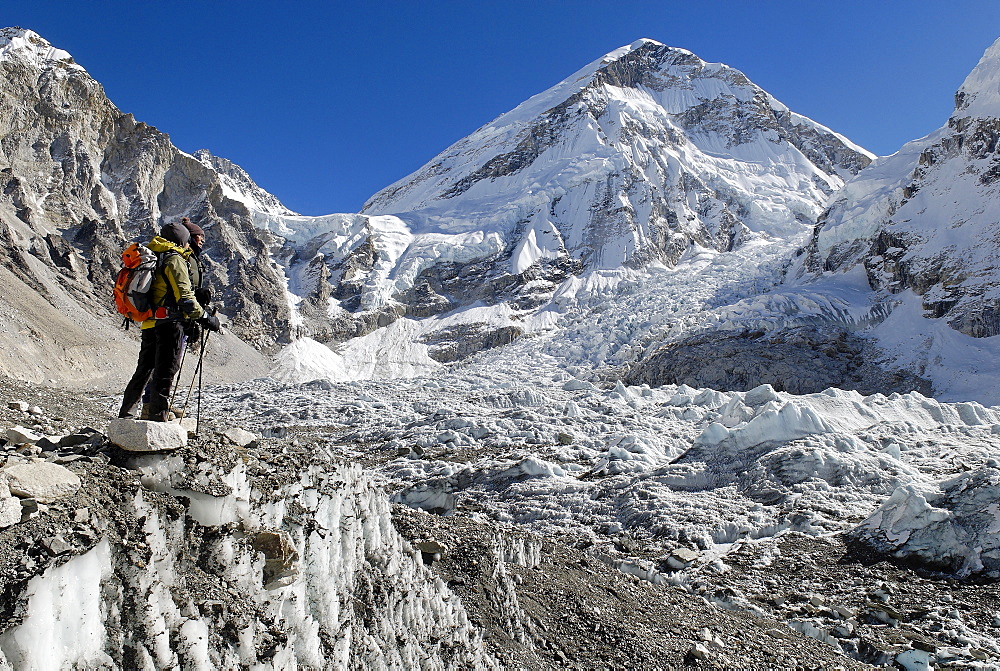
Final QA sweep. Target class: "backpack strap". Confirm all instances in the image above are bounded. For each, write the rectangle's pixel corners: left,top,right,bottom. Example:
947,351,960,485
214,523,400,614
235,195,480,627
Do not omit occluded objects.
155,250,179,311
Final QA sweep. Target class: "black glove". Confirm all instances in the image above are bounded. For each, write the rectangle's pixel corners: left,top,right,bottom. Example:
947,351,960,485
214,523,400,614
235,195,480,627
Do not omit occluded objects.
199,314,221,332
194,287,212,307
183,320,202,344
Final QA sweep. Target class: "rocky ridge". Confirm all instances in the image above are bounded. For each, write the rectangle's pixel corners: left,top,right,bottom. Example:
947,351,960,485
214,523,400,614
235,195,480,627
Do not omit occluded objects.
802,36,1000,339
0,27,294,379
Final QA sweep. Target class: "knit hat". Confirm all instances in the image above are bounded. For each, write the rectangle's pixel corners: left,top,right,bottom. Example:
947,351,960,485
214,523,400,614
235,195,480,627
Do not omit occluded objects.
159,222,190,247
180,216,205,237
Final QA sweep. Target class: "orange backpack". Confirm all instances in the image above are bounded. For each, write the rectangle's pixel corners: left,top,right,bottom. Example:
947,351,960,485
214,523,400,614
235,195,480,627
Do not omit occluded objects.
113,242,159,325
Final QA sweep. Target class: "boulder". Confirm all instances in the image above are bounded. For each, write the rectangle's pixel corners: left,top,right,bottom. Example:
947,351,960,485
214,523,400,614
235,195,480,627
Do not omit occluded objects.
107,418,187,452
5,426,42,445
7,401,29,412
223,427,257,447
3,462,82,503
668,547,700,569
0,495,20,528
58,433,92,448
36,436,65,451
42,535,72,556
0,481,21,528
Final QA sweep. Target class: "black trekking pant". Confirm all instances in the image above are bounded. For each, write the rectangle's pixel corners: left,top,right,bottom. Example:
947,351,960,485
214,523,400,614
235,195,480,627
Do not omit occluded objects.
119,320,185,421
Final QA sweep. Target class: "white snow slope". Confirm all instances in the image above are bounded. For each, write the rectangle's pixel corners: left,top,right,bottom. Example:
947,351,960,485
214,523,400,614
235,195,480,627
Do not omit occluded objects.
253,39,875,390
361,38,870,251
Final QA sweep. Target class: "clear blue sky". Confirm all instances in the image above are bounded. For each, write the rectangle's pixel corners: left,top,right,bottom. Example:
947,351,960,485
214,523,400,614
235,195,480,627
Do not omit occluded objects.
6,1,999,215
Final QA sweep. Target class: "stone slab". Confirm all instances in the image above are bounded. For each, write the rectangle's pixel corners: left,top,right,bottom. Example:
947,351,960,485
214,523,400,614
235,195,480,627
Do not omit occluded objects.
223,427,257,447
107,418,187,452
3,461,82,503
5,426,42,445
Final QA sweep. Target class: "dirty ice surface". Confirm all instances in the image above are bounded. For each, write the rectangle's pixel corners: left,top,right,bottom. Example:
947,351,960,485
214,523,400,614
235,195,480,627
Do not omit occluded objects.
209,235,1000,590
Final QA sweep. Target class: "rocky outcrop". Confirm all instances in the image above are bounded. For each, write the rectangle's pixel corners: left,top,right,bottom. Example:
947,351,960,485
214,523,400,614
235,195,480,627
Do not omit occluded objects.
625,326,931,395
420,323,524,363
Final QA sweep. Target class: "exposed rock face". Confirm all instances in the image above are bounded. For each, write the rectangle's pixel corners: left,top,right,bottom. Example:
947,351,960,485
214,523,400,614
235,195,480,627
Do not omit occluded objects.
0,27,294,373
625,326,932,396
420,323,524,363
802,36,1000,338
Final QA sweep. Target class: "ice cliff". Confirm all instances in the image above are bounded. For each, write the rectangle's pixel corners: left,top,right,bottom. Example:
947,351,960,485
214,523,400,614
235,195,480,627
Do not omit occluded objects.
0,435,493,669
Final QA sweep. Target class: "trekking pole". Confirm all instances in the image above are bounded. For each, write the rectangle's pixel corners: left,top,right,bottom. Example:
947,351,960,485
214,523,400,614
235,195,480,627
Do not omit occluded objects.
196,326,207,436
179,332,208,421
179,358,199,420
179,311,215,421
168,344,188,411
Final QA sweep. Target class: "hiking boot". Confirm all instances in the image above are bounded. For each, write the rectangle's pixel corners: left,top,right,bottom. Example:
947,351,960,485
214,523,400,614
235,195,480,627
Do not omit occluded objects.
139,403,151,420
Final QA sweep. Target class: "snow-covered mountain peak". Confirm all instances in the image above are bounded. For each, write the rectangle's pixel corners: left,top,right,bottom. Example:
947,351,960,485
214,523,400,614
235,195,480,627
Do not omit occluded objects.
0,27,81,71
629,37,663,49
451,39,755,147
360,39,871,270
954,36,1000,119
193,149,297,217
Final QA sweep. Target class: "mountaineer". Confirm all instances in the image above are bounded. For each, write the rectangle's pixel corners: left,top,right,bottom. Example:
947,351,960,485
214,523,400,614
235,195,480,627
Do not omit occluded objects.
118,221,221,422
180,216,212,315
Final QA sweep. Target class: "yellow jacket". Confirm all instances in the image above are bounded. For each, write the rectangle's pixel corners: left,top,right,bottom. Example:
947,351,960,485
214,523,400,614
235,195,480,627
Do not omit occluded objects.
140,236,206,329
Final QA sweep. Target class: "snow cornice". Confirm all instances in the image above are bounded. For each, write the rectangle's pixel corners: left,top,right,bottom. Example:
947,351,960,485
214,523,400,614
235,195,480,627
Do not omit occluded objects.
0,27,82,71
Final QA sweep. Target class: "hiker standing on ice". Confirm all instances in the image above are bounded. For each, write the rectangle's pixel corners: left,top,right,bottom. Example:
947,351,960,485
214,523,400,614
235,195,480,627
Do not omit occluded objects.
131,216,214,419
118,221,220,422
